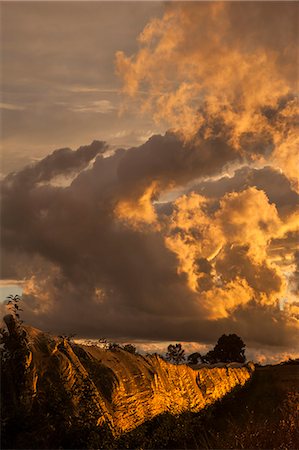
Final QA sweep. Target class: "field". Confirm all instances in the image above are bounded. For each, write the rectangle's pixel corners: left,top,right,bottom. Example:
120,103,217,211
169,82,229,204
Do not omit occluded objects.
117,364,299,449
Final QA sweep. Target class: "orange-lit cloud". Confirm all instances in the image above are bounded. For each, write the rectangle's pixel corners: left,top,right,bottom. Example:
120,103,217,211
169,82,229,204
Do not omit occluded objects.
115,181,159,228
117,2,298,187
163,187,297,320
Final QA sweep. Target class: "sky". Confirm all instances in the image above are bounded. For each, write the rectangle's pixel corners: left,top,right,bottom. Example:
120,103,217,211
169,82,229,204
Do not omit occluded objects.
1,1,165,175
1,1,298,364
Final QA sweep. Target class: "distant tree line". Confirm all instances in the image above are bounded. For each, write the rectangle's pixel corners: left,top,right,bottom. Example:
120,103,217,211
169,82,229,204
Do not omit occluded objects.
165,334,246,365
2,295,246,367
101,333,246,366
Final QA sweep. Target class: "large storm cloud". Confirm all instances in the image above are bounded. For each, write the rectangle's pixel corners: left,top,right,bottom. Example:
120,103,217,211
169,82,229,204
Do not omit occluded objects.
1,2,298,358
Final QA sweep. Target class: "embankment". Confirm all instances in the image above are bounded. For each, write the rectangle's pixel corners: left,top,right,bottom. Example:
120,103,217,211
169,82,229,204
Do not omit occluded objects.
1,315,254,448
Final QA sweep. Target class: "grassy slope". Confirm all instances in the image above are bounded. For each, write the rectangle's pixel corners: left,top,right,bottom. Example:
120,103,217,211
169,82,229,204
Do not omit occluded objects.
116,364,299,449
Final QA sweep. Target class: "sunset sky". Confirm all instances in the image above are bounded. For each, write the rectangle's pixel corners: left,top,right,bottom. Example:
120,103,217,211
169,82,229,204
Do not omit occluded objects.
1,1,298,363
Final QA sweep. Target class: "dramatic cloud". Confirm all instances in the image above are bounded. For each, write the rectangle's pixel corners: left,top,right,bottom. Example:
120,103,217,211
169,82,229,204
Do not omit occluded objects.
1,2,298,360
1,135,298,352
117,1,298,189
164,187,296,319
191,166,299,217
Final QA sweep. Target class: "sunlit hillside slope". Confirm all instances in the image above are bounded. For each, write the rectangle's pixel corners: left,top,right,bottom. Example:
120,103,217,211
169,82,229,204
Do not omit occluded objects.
1,315,253,448
117,364,299,449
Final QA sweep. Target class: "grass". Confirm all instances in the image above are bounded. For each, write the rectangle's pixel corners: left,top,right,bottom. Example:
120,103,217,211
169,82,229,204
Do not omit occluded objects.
205,364,299,449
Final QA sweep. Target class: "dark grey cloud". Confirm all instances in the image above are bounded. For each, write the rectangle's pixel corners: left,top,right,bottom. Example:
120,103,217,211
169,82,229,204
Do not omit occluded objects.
18,278,298,352
1,134,298,352
6,140,106,185
3,125,245,310
118,129,242,196
1,138,201,334
191,166,299,218
215,244,282,298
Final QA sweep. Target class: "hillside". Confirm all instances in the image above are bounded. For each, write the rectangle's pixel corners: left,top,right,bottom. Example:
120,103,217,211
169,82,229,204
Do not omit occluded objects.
116,364,299,449
1,315,253,449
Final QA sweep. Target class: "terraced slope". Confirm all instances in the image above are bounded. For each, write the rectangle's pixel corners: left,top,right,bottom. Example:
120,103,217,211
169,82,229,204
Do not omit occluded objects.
79,344,253,433
1,315,254,448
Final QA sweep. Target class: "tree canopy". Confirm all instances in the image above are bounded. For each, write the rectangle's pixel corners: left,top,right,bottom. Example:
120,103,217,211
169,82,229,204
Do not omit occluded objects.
123,344,137,354
165,343,186,365
203,334,246,364
187,352,202,365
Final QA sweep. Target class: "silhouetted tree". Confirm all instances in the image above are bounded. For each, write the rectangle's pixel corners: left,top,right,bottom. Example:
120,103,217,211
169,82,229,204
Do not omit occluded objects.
108,342,121,351
281,357,299,365
6,294,23,323
165,343,185,365
202,350,218,364
98,338,109,349
187,352,202,365
123,344,137,354
58,333,76,344
204,334,246,363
